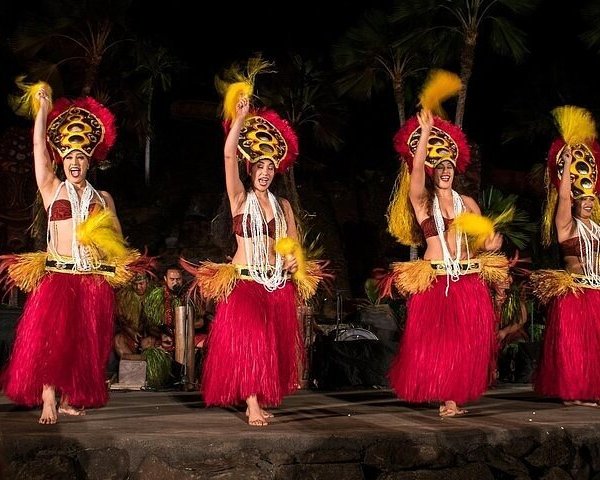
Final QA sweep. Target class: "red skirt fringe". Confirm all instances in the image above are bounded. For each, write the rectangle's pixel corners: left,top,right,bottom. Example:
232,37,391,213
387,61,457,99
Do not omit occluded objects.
534,288,600,400
201,280,303,407
388,274,497,405
1,272,115,407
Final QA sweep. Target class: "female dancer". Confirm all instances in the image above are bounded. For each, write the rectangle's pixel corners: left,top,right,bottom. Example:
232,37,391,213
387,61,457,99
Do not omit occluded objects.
382,70,507,417
532,106,600,406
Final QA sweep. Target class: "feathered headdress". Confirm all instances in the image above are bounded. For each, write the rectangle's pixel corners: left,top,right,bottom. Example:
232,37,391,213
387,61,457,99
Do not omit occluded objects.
9,77,116,165
46,96,117,165
387,69,469,246
541,105,600,246
216,56,299,173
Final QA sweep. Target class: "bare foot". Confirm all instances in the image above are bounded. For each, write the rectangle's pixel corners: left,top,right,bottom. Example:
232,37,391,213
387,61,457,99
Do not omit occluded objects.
58,404,86,416
246,395,269,427
246,407,274,418
39,386,58,425
439,400,468,417
564,400,600,408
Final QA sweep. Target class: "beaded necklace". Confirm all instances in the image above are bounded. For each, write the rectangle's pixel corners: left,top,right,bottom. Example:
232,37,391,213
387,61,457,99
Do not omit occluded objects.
46,180,105,271
242,190,288,291
575,218,600,286
432,189,470,295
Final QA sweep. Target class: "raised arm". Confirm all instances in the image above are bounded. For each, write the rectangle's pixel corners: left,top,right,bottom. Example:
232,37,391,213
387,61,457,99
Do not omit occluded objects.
33,89,60,206
555,146,574,239
409,109,433,219
225,96,250,213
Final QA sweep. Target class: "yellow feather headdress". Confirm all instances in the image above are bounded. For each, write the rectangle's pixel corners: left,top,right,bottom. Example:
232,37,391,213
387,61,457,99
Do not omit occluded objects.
214,56,275,123
388,69,467,247
419,69,462,119
542,105,600,246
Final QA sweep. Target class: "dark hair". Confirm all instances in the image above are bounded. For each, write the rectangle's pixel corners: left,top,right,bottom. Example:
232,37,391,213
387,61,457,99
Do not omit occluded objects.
163,264,182,276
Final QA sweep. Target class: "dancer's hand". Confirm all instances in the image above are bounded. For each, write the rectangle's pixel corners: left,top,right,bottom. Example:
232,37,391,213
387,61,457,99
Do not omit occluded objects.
417,108,433,136
284,254,298,274
484,232,503,251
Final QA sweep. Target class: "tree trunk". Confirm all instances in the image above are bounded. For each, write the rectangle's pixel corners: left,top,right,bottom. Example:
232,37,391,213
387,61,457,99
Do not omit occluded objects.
145,86,154,187
455,31,477,128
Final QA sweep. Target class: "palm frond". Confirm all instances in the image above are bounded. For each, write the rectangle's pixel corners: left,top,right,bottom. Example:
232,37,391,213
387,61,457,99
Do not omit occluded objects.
479,186,537,250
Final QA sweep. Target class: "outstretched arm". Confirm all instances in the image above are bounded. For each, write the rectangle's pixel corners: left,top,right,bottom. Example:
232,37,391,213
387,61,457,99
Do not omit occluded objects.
409,109,433,219
33,88,59,206
555,146,574,239
225,96,250,213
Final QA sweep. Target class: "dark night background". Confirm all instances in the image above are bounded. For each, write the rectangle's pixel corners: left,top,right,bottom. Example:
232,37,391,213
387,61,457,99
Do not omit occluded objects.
1,0,600,300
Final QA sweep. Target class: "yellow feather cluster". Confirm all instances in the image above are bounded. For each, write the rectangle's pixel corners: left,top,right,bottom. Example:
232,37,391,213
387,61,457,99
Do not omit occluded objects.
8,76,53,119
194,262,238,301
76,209,128,261
478,252,510,286
294,259,326,301
552,105,597,145
419,69,462,118
275,237,307,282
453,212,495,249
390,260,436,296
215,56,275,122
107,249,142,288
7,252,48,292
530,269,581,304
386,164,421,246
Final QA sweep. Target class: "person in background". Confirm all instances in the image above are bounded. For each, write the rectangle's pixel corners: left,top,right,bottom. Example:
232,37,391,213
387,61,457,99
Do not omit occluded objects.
114,273,153,359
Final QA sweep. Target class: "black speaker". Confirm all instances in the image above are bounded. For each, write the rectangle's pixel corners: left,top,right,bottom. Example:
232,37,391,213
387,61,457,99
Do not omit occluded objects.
311,333,389,390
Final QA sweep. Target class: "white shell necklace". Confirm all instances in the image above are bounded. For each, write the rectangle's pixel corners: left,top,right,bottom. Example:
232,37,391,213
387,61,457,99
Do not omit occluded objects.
242,190,288,291
432,189,470,295
575,218,600,286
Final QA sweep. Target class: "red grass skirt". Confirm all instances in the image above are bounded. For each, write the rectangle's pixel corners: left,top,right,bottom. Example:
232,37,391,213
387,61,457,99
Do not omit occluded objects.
201,280,303,407
534,288,600,400
388,273,497,405
1,272,115,407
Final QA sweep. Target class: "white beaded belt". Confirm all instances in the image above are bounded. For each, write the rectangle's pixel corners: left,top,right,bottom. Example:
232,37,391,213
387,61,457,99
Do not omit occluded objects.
571,273,600,289
45,258,116,276
235,265,291,281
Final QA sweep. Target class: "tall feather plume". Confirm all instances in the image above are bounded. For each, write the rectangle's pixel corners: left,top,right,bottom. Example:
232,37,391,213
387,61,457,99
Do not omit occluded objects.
551,105,596,145
418,69,462,118
8,76,53,118
215,56,275,122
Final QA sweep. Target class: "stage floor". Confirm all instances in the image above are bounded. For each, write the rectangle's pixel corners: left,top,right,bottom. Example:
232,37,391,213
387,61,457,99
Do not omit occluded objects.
1,383,600,479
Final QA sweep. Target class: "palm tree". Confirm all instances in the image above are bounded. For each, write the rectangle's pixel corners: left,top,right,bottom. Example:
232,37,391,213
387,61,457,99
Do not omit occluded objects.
332,8,424,129
391,0,539,127
479,185,537,252
331,8,428,261
132,43,182,186
9,0,134,97
261,54,347,215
